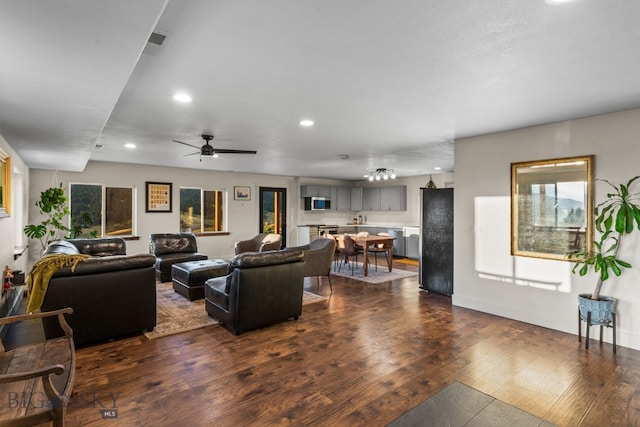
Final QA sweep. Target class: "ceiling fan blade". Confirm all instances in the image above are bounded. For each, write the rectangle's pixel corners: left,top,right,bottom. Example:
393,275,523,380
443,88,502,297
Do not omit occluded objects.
173,140,202,149
183,151,200,157
213,148,257,154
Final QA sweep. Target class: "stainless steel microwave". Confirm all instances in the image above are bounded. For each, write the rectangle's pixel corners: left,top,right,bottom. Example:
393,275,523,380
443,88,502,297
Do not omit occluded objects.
304,197,331,210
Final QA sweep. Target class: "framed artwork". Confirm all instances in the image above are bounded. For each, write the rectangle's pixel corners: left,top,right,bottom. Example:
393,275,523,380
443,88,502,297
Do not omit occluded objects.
0,148,10,218
146,181,172,212
511,155,594,261
234,186,251,201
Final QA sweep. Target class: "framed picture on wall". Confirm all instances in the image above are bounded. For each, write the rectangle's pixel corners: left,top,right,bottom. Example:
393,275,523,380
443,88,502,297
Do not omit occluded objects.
146,181,172,212
234,186,251,201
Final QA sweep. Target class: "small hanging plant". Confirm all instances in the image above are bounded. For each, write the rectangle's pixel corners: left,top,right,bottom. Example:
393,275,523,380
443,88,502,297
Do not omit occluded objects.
569,176,640,300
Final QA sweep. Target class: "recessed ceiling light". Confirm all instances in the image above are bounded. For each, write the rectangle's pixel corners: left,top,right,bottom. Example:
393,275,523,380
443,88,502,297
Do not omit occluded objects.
434,167,442,171
124,143,136,149
545,0,574,4
173,92,192,103
299,119,314,127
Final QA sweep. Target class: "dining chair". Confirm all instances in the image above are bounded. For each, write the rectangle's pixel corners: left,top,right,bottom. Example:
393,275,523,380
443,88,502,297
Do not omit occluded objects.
368,232,391,271
354,231,369,257
337,234,359,275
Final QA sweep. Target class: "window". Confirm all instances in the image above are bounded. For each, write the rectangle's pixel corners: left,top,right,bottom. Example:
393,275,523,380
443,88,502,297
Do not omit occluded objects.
69,184,135,237
180,188,226,233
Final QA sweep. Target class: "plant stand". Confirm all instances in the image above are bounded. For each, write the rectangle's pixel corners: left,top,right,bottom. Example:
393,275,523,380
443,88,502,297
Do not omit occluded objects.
578,308,616,353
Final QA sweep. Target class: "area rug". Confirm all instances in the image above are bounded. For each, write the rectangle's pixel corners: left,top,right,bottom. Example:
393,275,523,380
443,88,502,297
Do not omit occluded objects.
302,290,328,305
386,382,554,427
144,283,219,340
331,263,418,284
145,284,327,339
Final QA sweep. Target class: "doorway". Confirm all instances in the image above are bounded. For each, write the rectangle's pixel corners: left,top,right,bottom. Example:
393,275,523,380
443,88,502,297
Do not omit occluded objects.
259,187,287,248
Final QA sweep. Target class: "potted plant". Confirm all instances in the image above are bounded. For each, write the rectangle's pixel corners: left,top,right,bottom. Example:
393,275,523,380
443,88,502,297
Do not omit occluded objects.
570,176,640,325
23,186,71,251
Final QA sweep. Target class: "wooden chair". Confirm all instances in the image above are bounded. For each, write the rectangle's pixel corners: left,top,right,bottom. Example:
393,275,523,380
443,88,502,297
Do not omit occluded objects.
368,232,391,271
0,308,75,427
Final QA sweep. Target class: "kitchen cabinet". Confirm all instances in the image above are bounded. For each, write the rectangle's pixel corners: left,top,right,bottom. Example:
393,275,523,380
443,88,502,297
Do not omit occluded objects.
381,185,407,211
300,184,406,212
300,185,331,198
350,187,363,211
363,187,381,211
331,186,352,211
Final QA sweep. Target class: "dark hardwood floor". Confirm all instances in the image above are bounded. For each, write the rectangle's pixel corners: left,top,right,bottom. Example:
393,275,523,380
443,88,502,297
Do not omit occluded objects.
7,260,640,426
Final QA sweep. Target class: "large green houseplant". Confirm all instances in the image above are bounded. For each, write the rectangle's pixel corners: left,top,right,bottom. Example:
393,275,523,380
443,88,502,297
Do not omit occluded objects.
23,186,71,250
570,176,640,323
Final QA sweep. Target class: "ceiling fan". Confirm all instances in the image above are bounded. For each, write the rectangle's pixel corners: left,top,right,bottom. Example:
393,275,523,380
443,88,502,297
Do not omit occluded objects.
172,133,257,160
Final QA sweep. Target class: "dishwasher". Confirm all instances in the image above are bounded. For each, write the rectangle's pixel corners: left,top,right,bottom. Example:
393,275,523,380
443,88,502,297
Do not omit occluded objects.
403,226,420,259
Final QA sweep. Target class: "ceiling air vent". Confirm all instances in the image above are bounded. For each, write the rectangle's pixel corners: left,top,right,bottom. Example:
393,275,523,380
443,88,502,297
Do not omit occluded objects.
143,31,166,56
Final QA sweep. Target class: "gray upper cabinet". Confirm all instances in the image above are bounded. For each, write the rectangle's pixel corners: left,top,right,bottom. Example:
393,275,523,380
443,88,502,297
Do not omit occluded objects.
331,186,352,211
300,185,332,198
380,185,407,211
300,184,406,211
350,187,363,211
363,187,381,211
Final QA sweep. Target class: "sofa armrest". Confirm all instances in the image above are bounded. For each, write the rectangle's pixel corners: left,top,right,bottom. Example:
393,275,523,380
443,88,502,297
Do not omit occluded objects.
51,253,156,277
150,233,198,256
68,238,126,256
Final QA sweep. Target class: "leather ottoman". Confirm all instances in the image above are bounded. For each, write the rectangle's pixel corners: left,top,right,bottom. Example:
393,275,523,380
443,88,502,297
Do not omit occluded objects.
171,259,228,301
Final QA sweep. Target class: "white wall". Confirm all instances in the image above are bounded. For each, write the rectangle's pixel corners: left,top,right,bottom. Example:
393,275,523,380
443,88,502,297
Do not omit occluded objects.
454,108,640,350
0,134,29,275
27,162,452,266
29,162,302,263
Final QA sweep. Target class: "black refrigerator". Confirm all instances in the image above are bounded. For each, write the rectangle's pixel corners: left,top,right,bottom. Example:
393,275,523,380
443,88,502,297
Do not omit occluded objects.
419,188,454,296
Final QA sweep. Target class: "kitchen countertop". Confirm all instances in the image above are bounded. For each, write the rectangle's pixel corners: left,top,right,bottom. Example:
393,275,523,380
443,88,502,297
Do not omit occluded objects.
341,224,419,228
298,224,419,229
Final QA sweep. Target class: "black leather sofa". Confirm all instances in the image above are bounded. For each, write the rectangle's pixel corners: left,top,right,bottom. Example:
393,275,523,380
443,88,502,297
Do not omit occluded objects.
149,233,208,282
39,238,157,346
205,250,304,334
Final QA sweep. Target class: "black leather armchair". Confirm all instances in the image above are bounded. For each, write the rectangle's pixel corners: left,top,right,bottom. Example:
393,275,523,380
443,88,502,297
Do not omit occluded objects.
149,233,208,282
205,250,304,334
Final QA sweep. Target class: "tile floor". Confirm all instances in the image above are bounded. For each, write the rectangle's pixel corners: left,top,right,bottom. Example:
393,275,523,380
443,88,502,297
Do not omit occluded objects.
387,382,557,427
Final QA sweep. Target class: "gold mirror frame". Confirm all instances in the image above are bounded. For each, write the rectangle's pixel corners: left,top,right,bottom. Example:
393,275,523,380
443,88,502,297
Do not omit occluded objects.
0,148,10,218
511,155,594,261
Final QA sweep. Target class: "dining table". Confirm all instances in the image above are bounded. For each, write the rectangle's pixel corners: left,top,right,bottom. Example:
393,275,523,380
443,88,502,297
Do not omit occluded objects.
351,234,395,277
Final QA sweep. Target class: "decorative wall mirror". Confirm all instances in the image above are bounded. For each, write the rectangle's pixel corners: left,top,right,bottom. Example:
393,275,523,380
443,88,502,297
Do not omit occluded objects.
511,155,594,261
0,148,10,218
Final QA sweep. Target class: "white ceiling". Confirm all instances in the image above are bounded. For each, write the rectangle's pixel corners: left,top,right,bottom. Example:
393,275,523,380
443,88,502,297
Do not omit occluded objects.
3,0,640,180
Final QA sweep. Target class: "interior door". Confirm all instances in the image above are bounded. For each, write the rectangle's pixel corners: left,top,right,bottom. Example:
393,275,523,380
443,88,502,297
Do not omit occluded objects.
259,187,287,248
